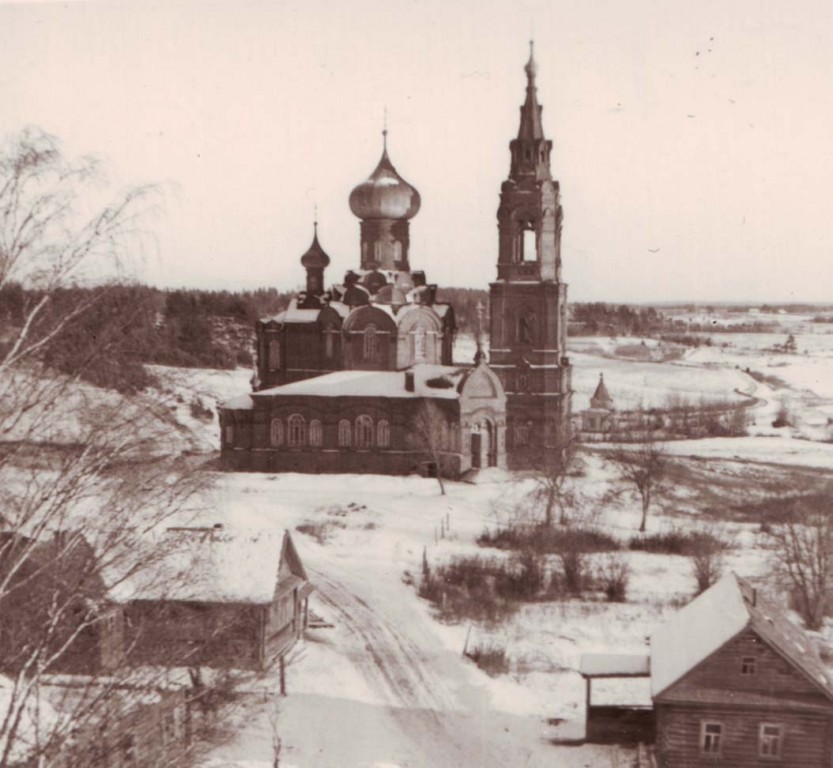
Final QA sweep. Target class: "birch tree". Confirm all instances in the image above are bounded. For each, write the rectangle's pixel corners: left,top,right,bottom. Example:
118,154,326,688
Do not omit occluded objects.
0,127,218,766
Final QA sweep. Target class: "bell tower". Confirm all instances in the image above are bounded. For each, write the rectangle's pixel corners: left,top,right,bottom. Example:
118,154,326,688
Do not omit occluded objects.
489,42,572,468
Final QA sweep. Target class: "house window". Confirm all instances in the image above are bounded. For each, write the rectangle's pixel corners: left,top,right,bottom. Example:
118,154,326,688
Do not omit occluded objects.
741,656,757,675
270,419,284,447
377,420,390,448
287,414,306,447
759,724,783,758
413,328,427,361
355,415,374,449
338,419,352,448
268,338,281,370
700,722,723,755
224,425,235,445
309,419,323,447
363,325,379,360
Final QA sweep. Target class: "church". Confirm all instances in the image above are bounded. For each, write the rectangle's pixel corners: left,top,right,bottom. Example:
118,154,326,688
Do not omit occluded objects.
219,44,572,477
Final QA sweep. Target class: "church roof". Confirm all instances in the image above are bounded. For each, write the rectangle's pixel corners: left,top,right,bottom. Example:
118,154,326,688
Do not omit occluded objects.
348,132,421,221
517,41,545,142
590,373,614,409
300,222,330,269
250,364,468,401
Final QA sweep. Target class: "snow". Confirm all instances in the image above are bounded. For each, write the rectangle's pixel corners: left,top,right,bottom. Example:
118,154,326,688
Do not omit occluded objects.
249,364,468,400
660,435,833,470
112,527,294,604
0,675,60,764
649,573,749,697
579,653,650,677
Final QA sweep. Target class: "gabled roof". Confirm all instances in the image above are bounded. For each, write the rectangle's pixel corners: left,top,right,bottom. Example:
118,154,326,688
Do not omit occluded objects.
112,528,310,605
650,573,833,700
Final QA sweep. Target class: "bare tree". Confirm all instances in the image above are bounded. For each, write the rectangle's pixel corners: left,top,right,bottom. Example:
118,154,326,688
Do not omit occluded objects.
689,528,726,595
0,128,226,767
606,438,669,533
529,434,583,526
767,501,833,631
409,400,449,495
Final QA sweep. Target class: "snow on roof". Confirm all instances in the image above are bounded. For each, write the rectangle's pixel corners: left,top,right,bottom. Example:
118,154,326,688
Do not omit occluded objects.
252,364,468,400
580,653,650,677
650,573,749,697
114,528,304,604
651,572,833,700
223,393,254,410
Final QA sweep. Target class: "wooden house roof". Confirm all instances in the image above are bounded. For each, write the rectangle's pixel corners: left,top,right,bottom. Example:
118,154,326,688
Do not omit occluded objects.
112,528,311,605
650,572,833,701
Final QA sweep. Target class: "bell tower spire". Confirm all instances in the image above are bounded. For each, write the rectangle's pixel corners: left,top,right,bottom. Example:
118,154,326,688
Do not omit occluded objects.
488,44,572,469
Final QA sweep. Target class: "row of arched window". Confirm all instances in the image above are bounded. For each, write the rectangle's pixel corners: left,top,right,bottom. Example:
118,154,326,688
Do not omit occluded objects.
270,415,391,450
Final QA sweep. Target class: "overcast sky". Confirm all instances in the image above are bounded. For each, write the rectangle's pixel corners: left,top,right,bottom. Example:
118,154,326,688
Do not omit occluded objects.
2,0,832,302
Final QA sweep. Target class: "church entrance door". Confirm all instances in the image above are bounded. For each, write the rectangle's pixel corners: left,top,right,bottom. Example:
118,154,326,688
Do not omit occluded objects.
471,433,482,469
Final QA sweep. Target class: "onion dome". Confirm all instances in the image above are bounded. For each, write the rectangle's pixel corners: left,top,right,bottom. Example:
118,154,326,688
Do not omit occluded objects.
349,131,421,221
300,222,331,269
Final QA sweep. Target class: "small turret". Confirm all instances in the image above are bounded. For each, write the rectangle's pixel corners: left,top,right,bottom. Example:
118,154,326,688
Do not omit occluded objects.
299,220,330,303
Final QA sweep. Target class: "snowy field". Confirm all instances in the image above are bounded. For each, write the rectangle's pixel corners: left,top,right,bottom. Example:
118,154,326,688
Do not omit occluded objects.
11,315,833,767
185,317,833,766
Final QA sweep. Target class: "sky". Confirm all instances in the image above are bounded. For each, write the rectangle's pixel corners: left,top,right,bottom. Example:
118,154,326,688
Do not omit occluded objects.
1,0,832,303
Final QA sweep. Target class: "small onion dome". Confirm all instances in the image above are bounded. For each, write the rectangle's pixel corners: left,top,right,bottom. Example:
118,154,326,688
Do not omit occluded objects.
349,134,421,220
300,223,330,269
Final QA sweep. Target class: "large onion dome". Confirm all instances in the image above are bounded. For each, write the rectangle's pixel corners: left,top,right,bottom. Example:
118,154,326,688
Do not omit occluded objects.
349,132,421,221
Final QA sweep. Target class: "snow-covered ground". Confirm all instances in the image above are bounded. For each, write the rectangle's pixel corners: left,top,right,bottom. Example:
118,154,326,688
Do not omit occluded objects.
11,315,833,767
186,318,833,766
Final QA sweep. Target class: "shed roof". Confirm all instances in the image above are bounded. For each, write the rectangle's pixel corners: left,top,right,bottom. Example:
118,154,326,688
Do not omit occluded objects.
580,653,650,678
650,573,833,700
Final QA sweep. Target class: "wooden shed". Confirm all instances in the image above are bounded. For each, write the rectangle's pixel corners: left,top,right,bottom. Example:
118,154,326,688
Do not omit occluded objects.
121,528,313,670
651,573,833,768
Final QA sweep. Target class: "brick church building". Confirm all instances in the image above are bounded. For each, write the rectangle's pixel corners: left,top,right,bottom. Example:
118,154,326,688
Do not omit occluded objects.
220,45,571,477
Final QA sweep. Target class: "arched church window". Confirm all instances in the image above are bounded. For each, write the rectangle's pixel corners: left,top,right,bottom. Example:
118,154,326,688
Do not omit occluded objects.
374,242,382,263
413,328,427,361
270,419,284,447
338,420,352,448
518,372,529,391
324,324,336,359
393,241,403,264
377,420,390,449
517,313,536,347
224,425,235,445
268,338,282,370
522,228,537,262
309,420,323,447
363,325,379,361
287,414,306,447
355,415,374,449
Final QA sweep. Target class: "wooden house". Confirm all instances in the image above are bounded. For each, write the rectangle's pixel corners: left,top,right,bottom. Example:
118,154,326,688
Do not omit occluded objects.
651,573,833,767
122,528,313,670
0,531,123,675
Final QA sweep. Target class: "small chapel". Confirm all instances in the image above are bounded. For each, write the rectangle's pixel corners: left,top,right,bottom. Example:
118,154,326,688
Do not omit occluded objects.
219,44,572,477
